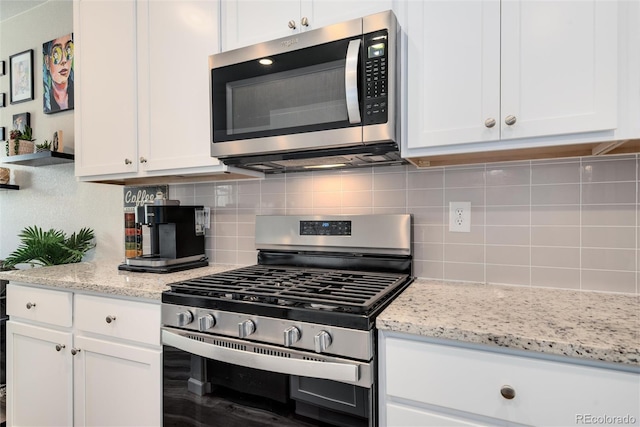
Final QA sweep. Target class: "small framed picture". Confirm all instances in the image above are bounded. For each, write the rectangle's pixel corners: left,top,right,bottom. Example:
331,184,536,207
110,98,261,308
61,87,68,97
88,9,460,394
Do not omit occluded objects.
0,60,5,76
12,112,30,132
0,93,5,107
0,127,5,141
10,49,34,104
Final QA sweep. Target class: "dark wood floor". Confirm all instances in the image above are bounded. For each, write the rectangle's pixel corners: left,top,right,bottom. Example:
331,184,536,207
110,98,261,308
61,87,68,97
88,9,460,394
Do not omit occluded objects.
1,390,5,426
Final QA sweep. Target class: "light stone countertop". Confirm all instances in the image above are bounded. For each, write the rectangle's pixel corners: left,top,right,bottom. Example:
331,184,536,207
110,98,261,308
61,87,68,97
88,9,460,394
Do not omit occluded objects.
1,263,638,366
377,278,640,366
0,261,238,301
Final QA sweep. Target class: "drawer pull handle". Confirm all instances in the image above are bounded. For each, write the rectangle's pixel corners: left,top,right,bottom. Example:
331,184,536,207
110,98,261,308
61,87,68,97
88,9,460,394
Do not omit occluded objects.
71,348,81,356
26,302,36,309
105,315,117,324
500,385,516,400
55,344,65,352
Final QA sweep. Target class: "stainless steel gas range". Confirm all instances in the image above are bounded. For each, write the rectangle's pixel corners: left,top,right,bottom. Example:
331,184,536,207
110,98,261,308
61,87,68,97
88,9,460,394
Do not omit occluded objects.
161,214,413,426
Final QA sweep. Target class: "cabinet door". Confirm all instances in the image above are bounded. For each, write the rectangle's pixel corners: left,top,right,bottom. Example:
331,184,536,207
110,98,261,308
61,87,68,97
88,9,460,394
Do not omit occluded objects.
6,321,73,427
500,0,617,140
406,0,501,149
221,0,301,51
73,335,162,426
141,0,223,172
386,402,487,427
302,0,392,31
74,0,139,177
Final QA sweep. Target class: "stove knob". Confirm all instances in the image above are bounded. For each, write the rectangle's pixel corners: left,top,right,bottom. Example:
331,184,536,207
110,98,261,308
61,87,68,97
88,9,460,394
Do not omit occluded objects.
314,331,332,353
283,326,301,347
176,311,194,327
198,314,216,331
238,320,256,338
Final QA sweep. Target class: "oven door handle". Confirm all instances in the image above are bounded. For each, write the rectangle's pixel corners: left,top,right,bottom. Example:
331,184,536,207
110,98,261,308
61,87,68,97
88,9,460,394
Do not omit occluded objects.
162,328,361,385
345,38,362,125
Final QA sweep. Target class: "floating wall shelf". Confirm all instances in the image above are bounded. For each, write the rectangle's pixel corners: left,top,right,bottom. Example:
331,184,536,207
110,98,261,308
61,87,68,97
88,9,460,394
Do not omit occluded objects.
0,184,19,191
1,151,74,167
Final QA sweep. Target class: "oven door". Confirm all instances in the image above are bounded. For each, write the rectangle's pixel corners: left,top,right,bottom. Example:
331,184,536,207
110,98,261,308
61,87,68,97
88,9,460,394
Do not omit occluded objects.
162,327,374,427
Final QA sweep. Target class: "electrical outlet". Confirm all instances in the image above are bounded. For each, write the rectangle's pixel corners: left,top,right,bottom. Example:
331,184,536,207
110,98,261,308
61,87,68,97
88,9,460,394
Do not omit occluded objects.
449,201,471,232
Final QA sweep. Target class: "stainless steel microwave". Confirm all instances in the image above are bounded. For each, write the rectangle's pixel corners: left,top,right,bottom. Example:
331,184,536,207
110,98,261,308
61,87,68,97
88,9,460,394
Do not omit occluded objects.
209,10,402,173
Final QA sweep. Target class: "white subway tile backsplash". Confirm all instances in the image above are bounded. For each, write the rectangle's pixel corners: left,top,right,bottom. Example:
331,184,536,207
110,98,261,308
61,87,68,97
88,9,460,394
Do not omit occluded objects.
531,267,581,290
531,226,580,247
444,167,485,188
531,161,581,184
174,154,639,294
486,186,530,206
486,265,530,286
531,247,580,269
531,183,580,205
582,205,636,226
582,158,636,183
582,182,637,205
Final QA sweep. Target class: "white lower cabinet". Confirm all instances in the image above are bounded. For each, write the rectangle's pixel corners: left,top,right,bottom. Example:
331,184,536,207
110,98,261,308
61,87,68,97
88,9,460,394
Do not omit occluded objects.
6,283,161,426
6,321,74,427
379,331,640,427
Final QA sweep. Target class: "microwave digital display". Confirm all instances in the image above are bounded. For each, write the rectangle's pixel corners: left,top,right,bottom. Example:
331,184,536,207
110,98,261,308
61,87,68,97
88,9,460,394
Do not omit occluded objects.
368,43,385,59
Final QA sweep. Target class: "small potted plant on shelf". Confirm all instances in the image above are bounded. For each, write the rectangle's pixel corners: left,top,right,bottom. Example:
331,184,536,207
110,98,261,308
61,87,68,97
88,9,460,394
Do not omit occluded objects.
35,140,52,153
6,125,35,156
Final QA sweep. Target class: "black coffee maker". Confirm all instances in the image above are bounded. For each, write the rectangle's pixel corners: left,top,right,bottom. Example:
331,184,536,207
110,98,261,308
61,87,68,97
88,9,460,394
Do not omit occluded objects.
119,200,208,273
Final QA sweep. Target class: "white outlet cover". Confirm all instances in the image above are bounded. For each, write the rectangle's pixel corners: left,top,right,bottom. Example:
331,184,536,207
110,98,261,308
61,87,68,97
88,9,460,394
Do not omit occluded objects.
449,201,471,232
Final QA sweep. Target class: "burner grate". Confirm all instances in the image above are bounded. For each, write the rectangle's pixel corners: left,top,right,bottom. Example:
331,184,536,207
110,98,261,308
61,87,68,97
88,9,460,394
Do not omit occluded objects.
170,265,409,313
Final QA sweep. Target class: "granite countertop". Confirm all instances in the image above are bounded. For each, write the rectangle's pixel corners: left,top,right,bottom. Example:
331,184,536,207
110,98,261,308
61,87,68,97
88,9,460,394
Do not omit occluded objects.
2,262,638,367
377,279,640,367
0,261,238,301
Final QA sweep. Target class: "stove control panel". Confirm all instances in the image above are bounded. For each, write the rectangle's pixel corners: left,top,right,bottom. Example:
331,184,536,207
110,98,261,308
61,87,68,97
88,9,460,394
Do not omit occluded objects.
300,220,352,236
162,304,374,360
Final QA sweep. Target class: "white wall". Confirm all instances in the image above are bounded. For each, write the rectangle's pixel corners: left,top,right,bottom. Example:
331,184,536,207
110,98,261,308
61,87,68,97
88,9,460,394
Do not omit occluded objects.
0,1,124,263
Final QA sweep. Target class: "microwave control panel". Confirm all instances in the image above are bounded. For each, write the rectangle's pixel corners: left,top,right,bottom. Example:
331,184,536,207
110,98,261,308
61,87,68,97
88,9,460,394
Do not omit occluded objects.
363,30,389,125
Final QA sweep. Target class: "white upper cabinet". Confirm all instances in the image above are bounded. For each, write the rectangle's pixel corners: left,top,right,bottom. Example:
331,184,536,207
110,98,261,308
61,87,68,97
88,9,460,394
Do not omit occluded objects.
402,0,636,158
74,0,138,177
75,0,257,182
142,0,222,172
221,0,392,51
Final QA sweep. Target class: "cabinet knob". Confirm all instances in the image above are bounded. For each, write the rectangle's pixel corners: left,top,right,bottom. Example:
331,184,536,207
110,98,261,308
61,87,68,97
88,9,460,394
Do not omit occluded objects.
105,315,117,324
139,157,147,164
71,348,81,356
124,158,132,165
55,344,65,352
301,16,309,27
484,118,496,128
288,20,296,29
26,302,36,309
504,115,517,126
500,385,516,400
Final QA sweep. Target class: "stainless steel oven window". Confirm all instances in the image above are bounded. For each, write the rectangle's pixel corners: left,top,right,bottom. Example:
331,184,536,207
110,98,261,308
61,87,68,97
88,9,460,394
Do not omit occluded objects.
225,60,348,135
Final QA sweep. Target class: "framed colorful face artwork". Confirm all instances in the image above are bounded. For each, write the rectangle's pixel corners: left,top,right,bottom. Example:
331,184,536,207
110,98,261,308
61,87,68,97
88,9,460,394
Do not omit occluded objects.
9,49,34,104
43,33,74,114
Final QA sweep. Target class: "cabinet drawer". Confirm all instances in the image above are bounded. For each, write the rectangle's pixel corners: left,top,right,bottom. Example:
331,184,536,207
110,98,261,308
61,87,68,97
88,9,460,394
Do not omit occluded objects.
385,337,640,426
75,294,161,346
7,284,72,327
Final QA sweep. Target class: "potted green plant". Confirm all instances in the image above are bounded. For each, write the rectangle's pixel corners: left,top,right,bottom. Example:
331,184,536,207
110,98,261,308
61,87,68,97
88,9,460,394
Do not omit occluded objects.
7,125,36,156
2,226,96,268
35,140,52,153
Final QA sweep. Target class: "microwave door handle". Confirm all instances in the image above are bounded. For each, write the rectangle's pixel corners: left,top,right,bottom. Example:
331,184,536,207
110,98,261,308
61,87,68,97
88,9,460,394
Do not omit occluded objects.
345,39,362,124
